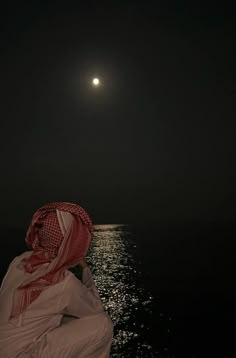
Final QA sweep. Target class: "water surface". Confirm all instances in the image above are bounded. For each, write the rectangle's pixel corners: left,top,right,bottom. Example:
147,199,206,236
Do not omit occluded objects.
72,224,166,357
1,221,235,357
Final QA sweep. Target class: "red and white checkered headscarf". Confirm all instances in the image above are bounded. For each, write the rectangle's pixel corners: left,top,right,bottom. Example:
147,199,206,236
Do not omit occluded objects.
9,202,93,322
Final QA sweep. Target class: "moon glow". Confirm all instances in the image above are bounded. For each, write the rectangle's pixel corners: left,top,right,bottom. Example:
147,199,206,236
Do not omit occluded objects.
92,78,100,86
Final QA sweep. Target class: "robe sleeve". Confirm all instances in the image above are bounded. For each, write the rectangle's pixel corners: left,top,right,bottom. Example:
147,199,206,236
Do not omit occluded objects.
61,267,104,318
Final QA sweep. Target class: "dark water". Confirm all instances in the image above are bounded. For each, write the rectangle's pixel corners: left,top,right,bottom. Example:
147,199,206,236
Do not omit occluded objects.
78,224,160,357
1,221,236,357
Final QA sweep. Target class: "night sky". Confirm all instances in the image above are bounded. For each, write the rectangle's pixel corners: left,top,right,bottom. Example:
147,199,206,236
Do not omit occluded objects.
1,1,235,227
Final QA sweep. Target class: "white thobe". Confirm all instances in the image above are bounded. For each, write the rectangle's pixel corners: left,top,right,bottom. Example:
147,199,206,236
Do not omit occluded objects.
0,251,113,357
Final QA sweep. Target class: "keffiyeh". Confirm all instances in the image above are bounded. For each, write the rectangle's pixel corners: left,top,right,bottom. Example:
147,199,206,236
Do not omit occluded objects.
9,202,93,321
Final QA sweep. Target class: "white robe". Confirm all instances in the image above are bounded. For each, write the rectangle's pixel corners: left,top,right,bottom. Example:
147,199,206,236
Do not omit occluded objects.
0,251,113,358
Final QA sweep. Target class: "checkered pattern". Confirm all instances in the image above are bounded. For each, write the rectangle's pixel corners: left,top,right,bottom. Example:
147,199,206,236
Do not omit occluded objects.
37,211,64,258
9,202,93,322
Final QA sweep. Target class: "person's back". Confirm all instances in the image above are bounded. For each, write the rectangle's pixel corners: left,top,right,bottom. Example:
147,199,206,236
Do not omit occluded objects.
0,202,113,357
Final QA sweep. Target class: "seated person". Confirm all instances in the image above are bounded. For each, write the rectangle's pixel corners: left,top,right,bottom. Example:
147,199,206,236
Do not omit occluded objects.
0,202,113,357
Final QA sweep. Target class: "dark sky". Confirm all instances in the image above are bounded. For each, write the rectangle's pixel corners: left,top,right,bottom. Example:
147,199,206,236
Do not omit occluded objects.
1,1,235,227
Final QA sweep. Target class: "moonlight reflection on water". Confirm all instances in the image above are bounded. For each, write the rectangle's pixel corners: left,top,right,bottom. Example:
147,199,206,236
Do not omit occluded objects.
72,224,160,357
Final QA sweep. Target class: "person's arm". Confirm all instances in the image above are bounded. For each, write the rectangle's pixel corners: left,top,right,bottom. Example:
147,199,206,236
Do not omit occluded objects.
79,259,98,289
61,260,104,318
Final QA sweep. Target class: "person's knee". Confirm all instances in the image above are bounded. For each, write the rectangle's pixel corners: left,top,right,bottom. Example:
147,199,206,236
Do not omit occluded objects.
104,314,113,336
96,313,113,339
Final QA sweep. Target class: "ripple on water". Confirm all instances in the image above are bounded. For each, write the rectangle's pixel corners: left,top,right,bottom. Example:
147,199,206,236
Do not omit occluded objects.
71,224,164,357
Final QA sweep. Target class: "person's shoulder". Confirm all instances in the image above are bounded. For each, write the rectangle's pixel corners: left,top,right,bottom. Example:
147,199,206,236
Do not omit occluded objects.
8,251,32,268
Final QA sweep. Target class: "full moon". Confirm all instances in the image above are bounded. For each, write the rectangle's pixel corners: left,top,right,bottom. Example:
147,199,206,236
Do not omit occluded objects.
92,78,100,86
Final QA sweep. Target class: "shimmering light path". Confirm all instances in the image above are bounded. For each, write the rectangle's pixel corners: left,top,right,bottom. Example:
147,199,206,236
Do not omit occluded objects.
72,224,161,357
